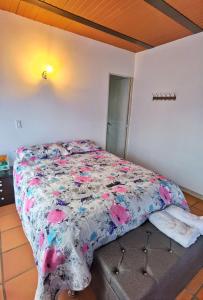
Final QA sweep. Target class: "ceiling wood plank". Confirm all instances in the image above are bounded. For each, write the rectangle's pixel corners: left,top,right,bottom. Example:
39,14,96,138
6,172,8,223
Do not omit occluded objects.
145,0,202,33
47,0,192,46
165,0,203,28
17,1,39,20
0,0,20,13
14,1,145,53
22,0,153,49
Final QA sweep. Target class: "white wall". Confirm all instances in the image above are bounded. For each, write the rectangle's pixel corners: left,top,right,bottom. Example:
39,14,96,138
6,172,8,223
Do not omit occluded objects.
0,11,134,162
128,32,203,195
1,11,202,195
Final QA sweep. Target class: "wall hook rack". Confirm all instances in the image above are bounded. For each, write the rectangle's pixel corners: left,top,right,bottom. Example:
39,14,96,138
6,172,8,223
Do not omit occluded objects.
152,93,176,101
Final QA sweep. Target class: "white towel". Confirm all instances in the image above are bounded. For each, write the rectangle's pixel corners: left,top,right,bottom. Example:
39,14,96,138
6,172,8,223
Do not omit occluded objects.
149,210,200,248
166,205,203,235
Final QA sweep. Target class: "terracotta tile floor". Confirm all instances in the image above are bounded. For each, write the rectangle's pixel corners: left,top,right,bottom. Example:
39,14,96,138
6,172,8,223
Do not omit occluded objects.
0,193,202,300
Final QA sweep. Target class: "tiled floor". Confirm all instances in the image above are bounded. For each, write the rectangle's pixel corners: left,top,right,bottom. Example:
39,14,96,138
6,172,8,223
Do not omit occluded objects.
0,193,202,300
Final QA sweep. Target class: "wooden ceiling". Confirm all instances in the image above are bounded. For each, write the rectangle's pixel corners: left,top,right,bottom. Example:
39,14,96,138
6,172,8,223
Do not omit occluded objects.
0,0,202,53
165,0,203,28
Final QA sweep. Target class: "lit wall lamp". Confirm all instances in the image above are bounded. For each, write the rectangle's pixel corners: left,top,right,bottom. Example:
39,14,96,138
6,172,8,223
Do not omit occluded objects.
42,65,53,79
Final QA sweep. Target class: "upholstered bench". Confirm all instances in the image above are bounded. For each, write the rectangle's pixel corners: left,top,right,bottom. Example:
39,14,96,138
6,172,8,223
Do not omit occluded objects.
91,221,203,300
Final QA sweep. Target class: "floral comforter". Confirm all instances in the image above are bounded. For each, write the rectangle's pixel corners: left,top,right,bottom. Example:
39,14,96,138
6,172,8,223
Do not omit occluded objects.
13,148,188,300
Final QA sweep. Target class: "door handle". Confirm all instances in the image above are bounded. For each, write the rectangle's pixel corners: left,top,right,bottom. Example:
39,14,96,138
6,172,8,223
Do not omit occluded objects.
107,122,112,126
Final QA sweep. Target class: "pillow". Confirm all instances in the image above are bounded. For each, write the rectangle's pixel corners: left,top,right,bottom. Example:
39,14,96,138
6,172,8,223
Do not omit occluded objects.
46,143,69,158
16,143,67,161
62,139,102,155
16,140,101,161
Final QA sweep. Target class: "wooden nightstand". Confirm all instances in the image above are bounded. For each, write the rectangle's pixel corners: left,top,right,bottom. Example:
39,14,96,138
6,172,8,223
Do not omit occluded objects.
0,168,15,206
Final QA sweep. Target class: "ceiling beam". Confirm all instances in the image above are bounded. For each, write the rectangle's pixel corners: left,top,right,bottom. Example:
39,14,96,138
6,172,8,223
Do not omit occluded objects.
145,0,202,34
22,0,153,49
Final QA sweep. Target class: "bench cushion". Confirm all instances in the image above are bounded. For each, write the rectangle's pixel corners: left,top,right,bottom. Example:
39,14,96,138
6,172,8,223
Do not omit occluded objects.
91,221,203,300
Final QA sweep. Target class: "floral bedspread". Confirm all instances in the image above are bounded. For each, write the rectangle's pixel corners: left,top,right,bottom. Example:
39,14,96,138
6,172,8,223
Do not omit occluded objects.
13,150,188,300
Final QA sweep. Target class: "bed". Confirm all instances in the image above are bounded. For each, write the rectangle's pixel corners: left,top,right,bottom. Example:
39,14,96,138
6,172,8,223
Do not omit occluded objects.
13,140,188,300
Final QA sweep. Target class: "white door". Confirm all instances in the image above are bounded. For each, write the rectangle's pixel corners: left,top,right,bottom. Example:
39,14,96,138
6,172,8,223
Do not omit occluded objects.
106,75,132,158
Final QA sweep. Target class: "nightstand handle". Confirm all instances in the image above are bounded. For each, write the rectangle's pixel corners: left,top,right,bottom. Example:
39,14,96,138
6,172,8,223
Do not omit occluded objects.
1,197,5,201
0,189,3,193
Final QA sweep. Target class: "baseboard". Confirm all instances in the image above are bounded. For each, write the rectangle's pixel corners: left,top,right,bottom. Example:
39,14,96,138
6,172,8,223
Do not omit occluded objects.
180,186,203,201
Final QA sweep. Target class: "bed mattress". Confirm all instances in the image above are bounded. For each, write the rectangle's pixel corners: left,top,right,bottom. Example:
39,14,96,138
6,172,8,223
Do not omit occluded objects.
13,143,188,299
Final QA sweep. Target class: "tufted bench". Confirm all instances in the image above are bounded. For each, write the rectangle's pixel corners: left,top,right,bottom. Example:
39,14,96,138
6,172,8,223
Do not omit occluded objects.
90,221,203,300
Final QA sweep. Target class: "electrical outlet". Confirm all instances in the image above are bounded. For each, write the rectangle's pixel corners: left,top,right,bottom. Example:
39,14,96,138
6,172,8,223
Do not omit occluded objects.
16,120,22,129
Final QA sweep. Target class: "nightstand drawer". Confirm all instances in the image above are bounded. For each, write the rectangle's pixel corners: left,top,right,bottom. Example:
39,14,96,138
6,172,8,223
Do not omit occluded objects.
0,174,15,206
0,177,13,192
0,196,14,206
0,192,14,206
0,188,14,199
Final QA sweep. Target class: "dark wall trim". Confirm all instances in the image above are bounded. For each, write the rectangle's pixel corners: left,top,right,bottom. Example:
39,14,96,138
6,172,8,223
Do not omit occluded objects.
22,0,153,49
145,0,202,34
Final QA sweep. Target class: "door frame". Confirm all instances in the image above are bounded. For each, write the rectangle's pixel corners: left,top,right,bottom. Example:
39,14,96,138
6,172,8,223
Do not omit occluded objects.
105,73,134,159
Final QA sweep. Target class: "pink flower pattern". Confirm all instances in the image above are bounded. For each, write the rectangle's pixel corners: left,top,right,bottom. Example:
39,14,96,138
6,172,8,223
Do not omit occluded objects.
112,185,127,193
47,210,66,224
55,159,67,166
110,204,131,225
52,191,61,197
25,198,35,213
30,156,37,162
16,146,25,154
82,243,89,254
29,178,41,186
80,167,92,172
20,161,29,167
39,231,45,248
159,186,172,204
42,247,65,274
74,176,92,183
102,193,110,200
15,173,23,186
120,167,130,172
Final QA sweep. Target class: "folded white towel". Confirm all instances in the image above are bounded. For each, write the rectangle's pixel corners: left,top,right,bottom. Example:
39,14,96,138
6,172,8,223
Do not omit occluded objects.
149,210,200,248
166,205,203,235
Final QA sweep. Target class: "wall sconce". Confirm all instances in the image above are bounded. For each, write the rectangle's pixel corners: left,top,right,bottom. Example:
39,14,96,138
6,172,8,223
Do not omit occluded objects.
42,65,53,79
